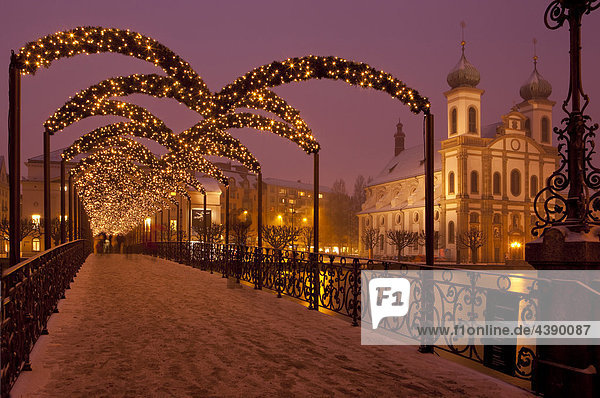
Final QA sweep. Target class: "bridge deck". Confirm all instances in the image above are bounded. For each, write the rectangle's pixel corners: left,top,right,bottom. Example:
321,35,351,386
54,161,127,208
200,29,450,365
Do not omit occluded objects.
11,254,531,397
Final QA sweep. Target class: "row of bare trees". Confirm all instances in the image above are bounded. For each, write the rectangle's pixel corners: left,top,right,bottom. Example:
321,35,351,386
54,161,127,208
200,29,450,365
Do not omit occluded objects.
0,218,63,246
361,226,486,263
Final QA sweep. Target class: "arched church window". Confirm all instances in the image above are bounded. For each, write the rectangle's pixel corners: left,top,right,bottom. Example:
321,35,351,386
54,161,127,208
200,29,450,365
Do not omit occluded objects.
470,171,479,194
530,175,538,198
541,116,550,143
493,214,501,224
470,212,479,223
448,221,455,244
450,108,458,135
448,172,455,194
468,107,477,133
510,169,521,196
493,172,501,195
525,118,531,137
512,214,520,229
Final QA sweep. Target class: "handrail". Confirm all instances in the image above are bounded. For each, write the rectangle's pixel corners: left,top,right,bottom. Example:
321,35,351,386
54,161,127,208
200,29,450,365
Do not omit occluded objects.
1,239,91,397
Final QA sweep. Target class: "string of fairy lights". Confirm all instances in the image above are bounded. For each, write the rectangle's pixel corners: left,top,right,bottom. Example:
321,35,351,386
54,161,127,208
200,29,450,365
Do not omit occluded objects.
16,26,430,236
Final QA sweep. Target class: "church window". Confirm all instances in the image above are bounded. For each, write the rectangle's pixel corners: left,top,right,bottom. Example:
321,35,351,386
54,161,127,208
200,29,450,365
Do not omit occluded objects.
448,221,455,244
396,213,402,225
380,216,385,225
541,117,550,143
450,108,457,135
434,210,440,221
530,175,538,197
468,107,477,133
413,212,419,222
525,118,531,137
493,214,501,224
493,172,501,195
380,237,384,251
448,172,455,194
470,171,479,194
510,169,521,196
470,212,479,223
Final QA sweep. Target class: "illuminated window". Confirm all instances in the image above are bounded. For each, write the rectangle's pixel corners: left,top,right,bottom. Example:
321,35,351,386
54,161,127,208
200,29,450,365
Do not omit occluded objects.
318,194,323,199
299,191,305,197
448,172,455,194
32,214,41,225
32,238,40,252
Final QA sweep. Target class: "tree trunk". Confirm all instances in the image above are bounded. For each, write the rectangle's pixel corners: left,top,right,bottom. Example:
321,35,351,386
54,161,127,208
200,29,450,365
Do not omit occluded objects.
471,248,477,264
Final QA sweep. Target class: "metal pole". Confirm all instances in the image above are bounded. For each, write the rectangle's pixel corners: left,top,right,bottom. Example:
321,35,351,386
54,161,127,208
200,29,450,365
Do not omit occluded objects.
313,153,319,254
8,51,21,266
425,114,435,266
225,185,230,244
167,207,171,242
43,130,51,250
60,159,66,243
203,193,208,243
68,175,73,241
257,173,263,248
312,152,320,311
154,213,158,242
160,209,164,242
187,196,191,245
73,189,78,240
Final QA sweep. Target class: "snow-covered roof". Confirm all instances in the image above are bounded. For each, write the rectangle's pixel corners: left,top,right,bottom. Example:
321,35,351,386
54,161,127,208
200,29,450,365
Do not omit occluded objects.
368,142,442,187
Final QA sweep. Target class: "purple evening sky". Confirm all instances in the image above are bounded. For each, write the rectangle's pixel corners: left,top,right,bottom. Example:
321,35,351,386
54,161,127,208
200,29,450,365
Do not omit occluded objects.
1,0,599,189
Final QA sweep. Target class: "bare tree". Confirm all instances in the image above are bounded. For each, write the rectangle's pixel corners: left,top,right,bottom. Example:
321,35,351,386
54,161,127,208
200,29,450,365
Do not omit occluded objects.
193,222,223,244
459,229,487,264
0,218,39,241
299,226,314,251
386,230,419,261
262,225,300,251
230,219,251,246
361,226,381,259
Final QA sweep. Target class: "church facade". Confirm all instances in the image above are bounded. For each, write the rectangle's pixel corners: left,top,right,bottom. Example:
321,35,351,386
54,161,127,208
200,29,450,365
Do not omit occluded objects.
358,45,558,263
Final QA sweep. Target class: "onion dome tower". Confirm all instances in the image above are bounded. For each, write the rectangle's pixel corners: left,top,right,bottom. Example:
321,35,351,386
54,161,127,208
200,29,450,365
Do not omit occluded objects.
444,22,484,138
517,39,555,144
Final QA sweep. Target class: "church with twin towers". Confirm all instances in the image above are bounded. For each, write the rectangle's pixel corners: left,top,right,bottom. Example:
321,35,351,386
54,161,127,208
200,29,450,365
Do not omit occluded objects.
358,42,558,263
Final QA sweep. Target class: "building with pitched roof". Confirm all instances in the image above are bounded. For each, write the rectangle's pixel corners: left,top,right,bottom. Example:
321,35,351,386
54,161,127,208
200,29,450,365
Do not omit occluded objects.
358,45,558,263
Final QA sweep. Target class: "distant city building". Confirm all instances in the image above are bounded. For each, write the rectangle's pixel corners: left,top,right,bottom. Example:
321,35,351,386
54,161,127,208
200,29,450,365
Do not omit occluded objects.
359,46,558,263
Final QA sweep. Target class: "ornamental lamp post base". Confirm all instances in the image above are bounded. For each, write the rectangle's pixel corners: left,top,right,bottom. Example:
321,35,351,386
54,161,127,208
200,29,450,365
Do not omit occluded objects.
525,226,600,397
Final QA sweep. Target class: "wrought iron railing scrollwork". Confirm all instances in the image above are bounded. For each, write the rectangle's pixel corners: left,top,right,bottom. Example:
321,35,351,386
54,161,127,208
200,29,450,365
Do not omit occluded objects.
1,239,91,397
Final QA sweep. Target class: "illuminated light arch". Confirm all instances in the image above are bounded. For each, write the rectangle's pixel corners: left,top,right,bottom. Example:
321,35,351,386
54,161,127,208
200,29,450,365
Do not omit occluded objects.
65,120,260,174
179,112,319,154
72,155,191,233
16,27,210,100
65,138,206,193
216,55,431,115
48,74,313,164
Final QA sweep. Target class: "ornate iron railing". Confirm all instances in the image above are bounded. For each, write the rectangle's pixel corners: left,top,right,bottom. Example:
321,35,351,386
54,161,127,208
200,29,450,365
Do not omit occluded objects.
142,241,539,381
1,240,91,397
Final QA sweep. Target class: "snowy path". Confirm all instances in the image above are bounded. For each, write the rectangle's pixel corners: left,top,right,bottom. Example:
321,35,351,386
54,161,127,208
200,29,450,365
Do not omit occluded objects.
11,254,532,397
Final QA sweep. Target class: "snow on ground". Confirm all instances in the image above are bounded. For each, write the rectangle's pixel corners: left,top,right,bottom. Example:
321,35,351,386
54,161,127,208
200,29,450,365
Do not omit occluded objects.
11,254,533,397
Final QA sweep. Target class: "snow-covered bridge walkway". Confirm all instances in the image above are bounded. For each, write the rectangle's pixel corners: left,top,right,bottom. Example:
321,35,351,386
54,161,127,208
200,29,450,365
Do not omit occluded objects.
11,254,531,397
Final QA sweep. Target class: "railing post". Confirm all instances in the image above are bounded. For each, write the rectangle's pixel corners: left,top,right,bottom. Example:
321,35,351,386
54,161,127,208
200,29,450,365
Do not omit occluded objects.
8,51,21,266
60,159,66,243
276,249,282,298
351,259,360,326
